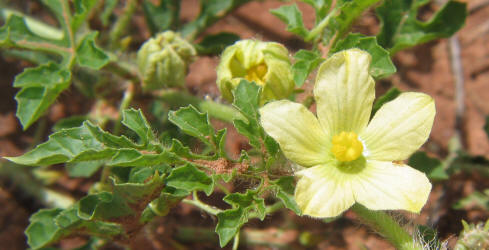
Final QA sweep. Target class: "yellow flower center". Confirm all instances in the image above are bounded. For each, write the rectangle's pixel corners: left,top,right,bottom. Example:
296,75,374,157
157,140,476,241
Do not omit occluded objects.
245,63,268,85
331,131,363,162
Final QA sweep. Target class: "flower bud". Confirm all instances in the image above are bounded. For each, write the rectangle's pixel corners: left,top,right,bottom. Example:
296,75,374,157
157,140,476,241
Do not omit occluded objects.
455,220,489,250
137,31,196,90
217,40,294,104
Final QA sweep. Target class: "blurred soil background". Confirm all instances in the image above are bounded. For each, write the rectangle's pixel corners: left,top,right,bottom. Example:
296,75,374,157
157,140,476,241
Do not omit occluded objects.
1,0,489,249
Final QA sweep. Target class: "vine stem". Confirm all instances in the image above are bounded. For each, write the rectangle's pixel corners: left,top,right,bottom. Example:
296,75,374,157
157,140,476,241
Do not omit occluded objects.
182,191,223,215
154,90,246,123
305,8,338,42
351,204,423,250
113,82,136,135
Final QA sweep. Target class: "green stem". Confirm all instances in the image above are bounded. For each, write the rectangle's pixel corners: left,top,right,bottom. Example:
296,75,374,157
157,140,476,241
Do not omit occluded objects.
109,0,137,49
182,191,223,215
305,8,338,42
351,204,422,250
113,82,135,135
232,232,240,250
154,90,246,123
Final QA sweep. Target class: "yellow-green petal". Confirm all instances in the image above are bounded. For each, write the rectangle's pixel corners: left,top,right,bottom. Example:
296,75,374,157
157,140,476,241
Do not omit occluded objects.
352,160,432,213
259,100,330,167
361,92,435,161
314,49,375,136
294,164,355,218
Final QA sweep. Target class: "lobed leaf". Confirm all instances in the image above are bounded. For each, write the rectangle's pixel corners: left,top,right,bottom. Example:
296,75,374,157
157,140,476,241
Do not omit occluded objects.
216,207,248,247
376,0,467,54
292,49,324,86
166,164,214,195
270,4,309,38
330,33,396,79
272,176,302,215
168,105,215,146
76,32,110,69
408,152,448,181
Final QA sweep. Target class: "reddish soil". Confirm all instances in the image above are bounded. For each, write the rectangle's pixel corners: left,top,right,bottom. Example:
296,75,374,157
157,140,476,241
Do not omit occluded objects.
1,0,489,249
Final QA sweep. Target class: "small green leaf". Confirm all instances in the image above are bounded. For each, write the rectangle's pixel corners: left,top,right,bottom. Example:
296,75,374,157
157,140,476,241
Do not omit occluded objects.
377,0,467,54
330,34,396,79
143,0,180,33
122,109,155,146
453,189,489,210
25,208,64,249
300,0,332,20
168,105,214,146
232,80,261,121
224,190,266,220
142,187,189,221
76,32,110,69
195,32,241,55
292,49,324,86
270,4,309,38
408,152,448,181
327,0,381,43
166,164,214,195
216,207,248,247
272,176,301,215
14,63,71,129
371,87,401,116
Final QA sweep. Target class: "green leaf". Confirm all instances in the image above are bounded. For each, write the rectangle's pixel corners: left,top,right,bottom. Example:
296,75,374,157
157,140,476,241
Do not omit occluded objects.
5,117,169,167
453,189,489,210
168,105,214,146
76,32,110,69
78,173,165,220
25,206,123,249
142,187,189,221
328,0,381,43
408,152,449,181
71,0,97,32
52,115,88,132
122,109,155,146
166,164,214,195
376,0,467,54
14,63,71,129
66,160,104,177
143,0,180,33
223,190,266,220
371,87,401,115
216,207,248,247
195,32,241,55
272,176,301,215
292,49,324,86
300,0,332,20
270,4,309,38
25,208,64,249
330,34,396,79
180,0,248,39
232,80,263,148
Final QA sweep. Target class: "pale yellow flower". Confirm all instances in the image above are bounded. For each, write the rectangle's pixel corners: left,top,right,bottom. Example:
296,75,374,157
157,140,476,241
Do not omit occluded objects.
260,49,435,218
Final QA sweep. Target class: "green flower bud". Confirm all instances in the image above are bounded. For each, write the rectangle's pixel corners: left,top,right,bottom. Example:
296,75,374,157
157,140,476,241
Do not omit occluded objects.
137,31,196,90
217,40,294,104
455,220,489,250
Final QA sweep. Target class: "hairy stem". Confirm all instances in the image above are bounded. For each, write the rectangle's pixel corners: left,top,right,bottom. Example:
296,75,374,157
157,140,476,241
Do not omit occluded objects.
351,204,422,250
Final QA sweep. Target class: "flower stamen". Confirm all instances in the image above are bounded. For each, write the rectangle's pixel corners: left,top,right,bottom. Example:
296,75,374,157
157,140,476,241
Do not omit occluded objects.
331,131,363,162
245,63,268,85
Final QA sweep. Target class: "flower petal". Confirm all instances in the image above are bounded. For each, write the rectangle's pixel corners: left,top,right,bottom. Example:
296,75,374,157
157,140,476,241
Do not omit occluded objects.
361,92,435,161
314,49,375,136
352,160,432,213
295,164,355,218
260,100,330,167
